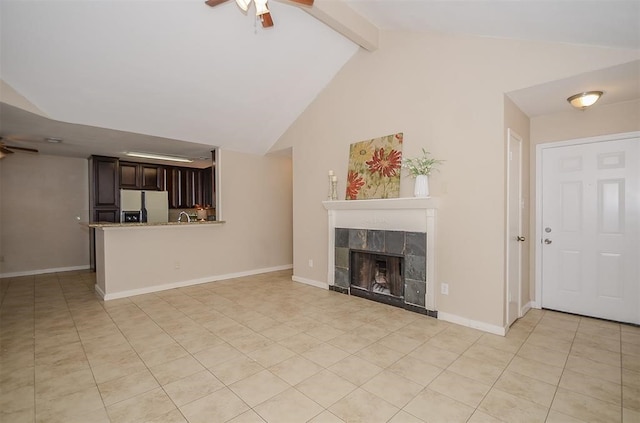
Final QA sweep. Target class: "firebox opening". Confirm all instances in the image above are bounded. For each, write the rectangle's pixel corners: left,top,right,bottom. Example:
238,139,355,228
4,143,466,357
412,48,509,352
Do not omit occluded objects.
350,250,404,307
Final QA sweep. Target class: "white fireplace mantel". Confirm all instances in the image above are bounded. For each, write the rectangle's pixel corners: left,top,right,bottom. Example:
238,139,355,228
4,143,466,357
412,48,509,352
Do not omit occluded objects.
323,197,439,311
323,197,440,211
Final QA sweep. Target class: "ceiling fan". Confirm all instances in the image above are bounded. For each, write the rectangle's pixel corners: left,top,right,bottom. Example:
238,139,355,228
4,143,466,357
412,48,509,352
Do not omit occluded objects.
0,137,39,159
205,0,313,28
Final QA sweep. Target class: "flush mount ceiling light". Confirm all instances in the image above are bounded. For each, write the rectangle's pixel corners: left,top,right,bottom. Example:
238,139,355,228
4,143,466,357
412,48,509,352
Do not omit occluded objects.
125,152,193,163
204,0,313,28
567,91,603,110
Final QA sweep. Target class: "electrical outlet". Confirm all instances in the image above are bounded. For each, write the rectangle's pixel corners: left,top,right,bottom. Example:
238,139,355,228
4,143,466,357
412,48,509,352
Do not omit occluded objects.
174,261,180,270
308,259,314,268
440,283,449,295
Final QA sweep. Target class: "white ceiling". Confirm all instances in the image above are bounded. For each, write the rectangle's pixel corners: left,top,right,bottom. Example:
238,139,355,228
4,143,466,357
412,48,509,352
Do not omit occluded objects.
1,0,639,163
347,0,640,49
508,60,640,117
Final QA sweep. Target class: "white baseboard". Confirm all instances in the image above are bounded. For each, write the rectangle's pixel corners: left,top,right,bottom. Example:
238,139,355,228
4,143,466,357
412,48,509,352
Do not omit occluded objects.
99,264,293,301
521,301,536,316
95,284,106,299
291,275,328,290
0,265,91,279
437,311,507,336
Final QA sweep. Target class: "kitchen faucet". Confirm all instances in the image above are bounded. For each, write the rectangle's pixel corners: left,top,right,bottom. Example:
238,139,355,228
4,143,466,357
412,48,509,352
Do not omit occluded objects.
177,211,191,223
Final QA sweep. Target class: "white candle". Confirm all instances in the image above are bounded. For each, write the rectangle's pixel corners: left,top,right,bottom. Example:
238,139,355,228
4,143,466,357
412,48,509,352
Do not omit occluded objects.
329,170,334,176
332,175,337,182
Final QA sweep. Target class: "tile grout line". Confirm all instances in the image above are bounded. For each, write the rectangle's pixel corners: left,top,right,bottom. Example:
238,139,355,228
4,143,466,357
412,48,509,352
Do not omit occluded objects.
540,314,580,423
32,275,36,423
460,312,544,423
619,321,624,421
176,280,349,422
5,272,633,423
103,292,194,422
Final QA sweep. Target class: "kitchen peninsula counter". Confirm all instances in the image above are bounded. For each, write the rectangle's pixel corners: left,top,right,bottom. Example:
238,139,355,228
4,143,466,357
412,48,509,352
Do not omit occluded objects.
91,219,256,301
88,220,225,228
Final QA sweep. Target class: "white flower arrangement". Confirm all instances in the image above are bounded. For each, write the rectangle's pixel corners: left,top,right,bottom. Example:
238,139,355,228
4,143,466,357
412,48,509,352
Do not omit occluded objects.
402,148,444,177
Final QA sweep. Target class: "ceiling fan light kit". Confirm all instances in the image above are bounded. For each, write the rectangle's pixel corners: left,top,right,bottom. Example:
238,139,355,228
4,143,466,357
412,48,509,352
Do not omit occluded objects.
254,0,269,15
0,144,39,158
236,0,251,11
567,91,603,110
0,137,40,159
205,0,313,28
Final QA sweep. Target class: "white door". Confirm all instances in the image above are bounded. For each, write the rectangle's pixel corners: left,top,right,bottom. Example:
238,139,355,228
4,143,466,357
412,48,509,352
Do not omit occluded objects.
541,137,639,324
506,129,524,326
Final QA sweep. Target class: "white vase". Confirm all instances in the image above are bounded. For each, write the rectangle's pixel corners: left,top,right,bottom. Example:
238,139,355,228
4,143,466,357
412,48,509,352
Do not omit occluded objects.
413,174,430,198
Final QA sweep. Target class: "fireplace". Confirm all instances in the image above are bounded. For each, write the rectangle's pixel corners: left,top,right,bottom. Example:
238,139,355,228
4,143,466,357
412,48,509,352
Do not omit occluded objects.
323,197,438,316
350,250,404,307
333,227,429,313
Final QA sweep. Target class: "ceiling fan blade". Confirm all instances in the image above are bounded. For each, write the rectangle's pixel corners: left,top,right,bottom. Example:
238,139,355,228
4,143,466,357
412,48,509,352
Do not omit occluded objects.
6,146,39,153
0,146,15,155
205,0,230,7
261,11,274,27
289,0,313,5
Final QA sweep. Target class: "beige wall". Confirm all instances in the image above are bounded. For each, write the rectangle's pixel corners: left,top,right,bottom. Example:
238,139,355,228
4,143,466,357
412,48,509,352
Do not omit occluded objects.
218,149,293,268
0,153,90,276
503,96,532,317
275,30,638,330
0,149,293,283
531,99,640,145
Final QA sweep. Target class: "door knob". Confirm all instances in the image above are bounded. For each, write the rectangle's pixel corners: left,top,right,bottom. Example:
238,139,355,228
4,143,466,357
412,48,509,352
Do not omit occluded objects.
517,236,526,242
544,238,552,244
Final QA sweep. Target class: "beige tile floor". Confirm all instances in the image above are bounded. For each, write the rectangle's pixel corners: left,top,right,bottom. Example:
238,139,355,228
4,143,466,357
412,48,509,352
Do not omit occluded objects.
1,270,639,423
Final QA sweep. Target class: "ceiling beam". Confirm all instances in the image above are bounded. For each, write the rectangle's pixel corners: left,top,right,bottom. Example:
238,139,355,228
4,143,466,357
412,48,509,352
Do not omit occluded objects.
300,0,379,51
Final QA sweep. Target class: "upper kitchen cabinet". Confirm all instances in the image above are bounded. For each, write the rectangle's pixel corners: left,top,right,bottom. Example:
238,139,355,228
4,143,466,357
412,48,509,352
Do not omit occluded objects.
164,166,213,209
202,166,213,207
89,155,214,214
119,161,161,190
141,165,161,190
89,155,119,222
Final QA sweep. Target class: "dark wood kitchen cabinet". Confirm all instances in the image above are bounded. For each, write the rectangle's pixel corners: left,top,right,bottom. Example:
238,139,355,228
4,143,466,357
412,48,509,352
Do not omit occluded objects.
164,166,213,209
201,167,213,207
141,165,161,190
90,156,212,214
119,161,161,190
89,155,119,222
165,167,194,208
164,167,179,208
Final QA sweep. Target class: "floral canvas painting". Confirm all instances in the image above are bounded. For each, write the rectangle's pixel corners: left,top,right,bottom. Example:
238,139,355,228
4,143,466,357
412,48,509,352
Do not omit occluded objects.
346,133,403,200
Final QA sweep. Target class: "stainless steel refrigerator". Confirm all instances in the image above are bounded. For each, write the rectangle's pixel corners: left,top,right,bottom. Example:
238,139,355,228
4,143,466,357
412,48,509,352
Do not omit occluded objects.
120,190,169,223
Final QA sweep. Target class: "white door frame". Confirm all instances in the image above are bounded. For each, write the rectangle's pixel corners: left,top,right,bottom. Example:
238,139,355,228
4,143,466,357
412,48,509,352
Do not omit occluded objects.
506,128,523,325
534,131,640,308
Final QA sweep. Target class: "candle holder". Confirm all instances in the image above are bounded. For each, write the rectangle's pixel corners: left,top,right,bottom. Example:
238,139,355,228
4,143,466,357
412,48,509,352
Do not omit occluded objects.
330,176,338,200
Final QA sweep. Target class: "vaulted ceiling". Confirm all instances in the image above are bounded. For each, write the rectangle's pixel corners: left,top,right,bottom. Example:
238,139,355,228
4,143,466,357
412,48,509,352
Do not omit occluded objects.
1,0,638,164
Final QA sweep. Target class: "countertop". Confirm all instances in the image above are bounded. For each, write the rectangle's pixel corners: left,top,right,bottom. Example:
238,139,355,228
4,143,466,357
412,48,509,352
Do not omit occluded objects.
87,220,225,228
